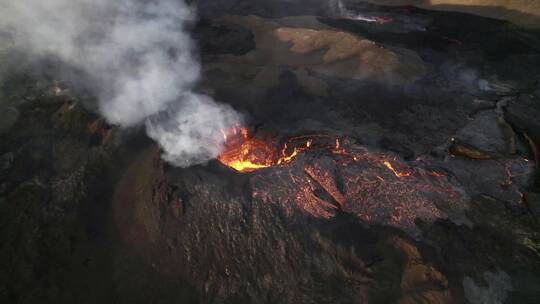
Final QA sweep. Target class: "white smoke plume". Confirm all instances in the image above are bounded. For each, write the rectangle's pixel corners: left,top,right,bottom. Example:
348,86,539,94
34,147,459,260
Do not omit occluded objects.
0,0,242,166
146,93,241,167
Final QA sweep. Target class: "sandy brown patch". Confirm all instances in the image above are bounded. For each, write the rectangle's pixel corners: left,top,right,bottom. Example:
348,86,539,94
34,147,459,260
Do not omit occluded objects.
367,0,540,28
204,15,426,92
274,27,423,81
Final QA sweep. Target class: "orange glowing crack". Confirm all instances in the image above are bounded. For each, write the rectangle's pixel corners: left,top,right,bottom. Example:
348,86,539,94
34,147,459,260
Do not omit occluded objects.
224,160,271,172
382,160,411,178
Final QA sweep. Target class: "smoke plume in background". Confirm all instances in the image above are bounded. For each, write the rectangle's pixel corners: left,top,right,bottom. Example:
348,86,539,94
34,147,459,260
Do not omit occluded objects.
0,0,242,166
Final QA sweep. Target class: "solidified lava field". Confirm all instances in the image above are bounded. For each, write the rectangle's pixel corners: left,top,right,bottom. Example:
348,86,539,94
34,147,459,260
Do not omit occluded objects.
1,1,540,304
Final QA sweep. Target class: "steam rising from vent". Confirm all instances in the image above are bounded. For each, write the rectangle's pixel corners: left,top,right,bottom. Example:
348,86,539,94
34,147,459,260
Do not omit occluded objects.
0,0,242,166
146,93,241,167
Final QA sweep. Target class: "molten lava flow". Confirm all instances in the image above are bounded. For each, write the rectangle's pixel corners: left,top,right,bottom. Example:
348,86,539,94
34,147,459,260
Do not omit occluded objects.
217,127,471,237
217,128,339,172
276,139,313,165
382,160,411,178
218,127,436,184
249,142,467,237
217,127,274,172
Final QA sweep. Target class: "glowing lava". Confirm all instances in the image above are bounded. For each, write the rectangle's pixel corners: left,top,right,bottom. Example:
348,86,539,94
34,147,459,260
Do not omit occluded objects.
217,127,335,172
218,126,442,185
217,127,274,172
382,160,411,177
216,126,471,236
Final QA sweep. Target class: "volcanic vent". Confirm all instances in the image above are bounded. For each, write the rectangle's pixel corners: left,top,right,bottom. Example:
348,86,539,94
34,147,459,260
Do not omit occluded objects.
217,126,344,172
216,126,469,236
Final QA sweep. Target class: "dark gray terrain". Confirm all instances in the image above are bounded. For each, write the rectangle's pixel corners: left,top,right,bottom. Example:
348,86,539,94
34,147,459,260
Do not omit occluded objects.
1,1,540,303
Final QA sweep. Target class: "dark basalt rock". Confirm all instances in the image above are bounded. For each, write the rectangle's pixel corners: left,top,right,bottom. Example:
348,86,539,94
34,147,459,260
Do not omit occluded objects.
453,110,515,158
194,20,256,56
524,192,540,218
197,0,334,18
319,3,540,60
505,94,540,145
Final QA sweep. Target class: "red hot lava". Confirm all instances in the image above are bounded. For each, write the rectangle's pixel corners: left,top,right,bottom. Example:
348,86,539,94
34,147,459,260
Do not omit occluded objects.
218,126,415,180
217,127,274,172
217,127,342,172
